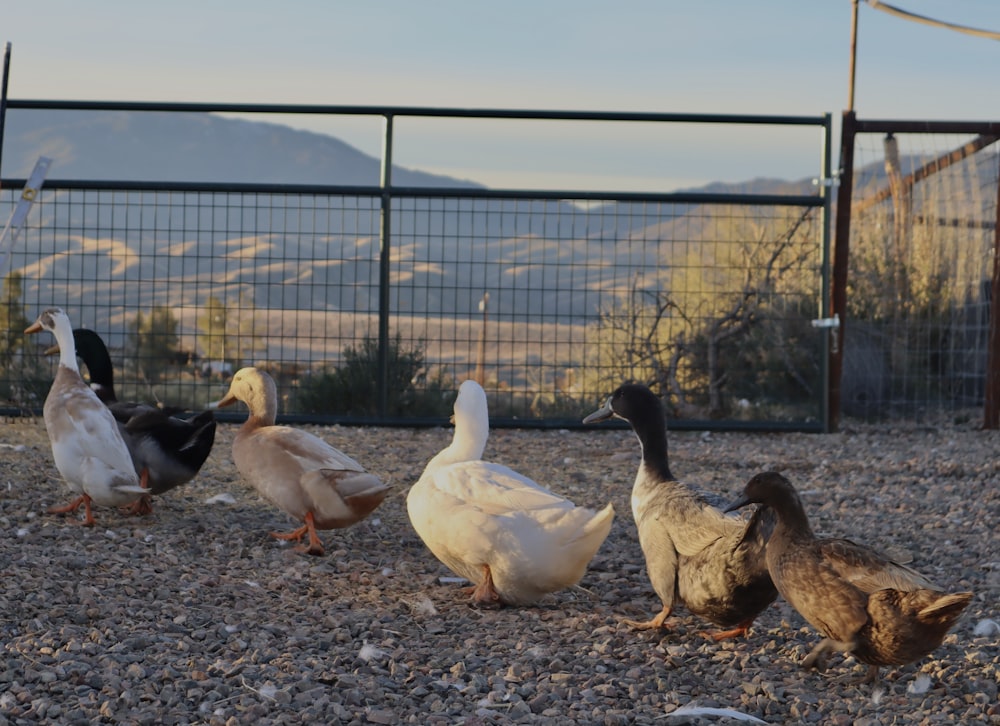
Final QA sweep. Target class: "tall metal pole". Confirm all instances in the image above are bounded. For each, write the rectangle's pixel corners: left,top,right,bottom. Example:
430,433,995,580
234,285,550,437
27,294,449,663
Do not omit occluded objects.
829,111,857,432
819,113,834,432
377,114,394,417
829,0,860,430
0,43,11,177
984,166,1000,429
847,0,859,111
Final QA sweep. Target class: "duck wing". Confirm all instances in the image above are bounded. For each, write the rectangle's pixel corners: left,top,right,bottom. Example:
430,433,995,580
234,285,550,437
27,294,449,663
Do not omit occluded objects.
246,425,368,474
428,460,578,518
300,468,389,527
817,537,938,594
124,409,216,453
107,400,161,424
663,488,749,558
46,380,143,499
121,408,217,493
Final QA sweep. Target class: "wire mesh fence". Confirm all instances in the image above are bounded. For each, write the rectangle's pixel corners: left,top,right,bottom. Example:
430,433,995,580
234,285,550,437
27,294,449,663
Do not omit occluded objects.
844,129,999,422
0,184,827,429
0,103,834,429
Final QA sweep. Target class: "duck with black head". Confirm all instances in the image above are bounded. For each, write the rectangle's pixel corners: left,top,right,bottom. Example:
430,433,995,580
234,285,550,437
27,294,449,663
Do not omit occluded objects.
584,382,777,640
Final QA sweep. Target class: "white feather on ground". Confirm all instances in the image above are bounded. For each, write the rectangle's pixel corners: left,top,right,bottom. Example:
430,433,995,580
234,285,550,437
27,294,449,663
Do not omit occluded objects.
666,704,767,723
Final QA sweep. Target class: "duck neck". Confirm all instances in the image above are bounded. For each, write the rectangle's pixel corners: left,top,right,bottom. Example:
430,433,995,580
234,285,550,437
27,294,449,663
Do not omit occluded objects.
427,411,488,469
78,333,116,398
51,318,81,375
251,397,277,428
632,411,674,481
770,491,814,541
242,382,278,430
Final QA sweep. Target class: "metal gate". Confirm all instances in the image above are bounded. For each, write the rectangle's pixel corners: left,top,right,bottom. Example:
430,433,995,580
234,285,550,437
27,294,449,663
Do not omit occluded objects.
0,98,833,431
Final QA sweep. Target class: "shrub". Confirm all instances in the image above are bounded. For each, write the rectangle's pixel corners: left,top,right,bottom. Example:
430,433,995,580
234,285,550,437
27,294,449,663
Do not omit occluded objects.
294,334,453,417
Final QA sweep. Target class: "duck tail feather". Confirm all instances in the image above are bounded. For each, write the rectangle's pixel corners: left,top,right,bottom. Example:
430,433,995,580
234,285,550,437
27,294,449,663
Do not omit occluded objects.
918,591,973,622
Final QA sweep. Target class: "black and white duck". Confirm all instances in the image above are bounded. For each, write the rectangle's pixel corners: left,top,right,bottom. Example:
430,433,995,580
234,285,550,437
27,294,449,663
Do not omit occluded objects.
584,383,777,639
726,471,974,681
48,327,217,515
25,308,146,525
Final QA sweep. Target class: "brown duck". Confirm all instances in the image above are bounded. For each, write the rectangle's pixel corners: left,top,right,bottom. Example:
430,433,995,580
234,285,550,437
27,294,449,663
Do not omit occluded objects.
726,471,973,681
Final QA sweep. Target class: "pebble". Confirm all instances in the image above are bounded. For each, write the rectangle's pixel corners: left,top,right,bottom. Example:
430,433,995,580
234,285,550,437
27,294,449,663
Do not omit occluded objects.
0,420,995,723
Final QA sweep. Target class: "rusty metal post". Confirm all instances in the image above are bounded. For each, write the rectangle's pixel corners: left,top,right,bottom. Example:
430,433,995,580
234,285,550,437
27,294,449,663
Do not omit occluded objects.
829,110,857,431
984,166,1000,429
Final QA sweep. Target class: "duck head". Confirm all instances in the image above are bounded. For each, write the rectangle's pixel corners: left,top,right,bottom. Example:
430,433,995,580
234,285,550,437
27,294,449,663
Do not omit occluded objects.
43,328,117,403
25,307,68,336
582,382,661,425
25,308,81,373
724,471,796,513
212,366,278,425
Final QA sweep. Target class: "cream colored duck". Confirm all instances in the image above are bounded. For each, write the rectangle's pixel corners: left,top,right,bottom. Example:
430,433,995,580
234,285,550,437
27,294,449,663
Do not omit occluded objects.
25,308,146,525
214,366,390,556
407,379,615,607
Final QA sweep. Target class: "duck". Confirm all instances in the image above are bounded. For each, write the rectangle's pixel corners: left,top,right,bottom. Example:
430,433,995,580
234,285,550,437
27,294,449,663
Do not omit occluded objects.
47,328,217,515
213,366,389,556
726,471,973,681
24,308,147,525
583,382,777,639
407,379,615,607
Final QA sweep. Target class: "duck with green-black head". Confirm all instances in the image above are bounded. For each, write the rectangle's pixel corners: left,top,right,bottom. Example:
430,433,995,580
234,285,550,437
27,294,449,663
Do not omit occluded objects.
584,382,777,640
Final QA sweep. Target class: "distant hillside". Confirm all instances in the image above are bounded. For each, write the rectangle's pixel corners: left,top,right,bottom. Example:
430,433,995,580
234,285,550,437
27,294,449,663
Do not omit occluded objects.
1,109,480,187
0,109,827,339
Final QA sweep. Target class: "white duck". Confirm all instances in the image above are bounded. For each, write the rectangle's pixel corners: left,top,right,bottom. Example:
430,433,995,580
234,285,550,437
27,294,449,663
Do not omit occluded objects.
214,367,390,556
407,379,615,607
25,308,146,525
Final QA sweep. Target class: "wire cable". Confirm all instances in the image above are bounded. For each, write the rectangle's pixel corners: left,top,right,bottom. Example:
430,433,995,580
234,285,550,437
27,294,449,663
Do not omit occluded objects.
865,0,1000,41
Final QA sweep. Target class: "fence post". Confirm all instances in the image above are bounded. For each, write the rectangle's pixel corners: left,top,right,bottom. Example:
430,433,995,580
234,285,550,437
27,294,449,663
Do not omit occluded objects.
819,112,834,432
377,114,394,418
984,169,1000,429
0,43,11,175
829,110,856,432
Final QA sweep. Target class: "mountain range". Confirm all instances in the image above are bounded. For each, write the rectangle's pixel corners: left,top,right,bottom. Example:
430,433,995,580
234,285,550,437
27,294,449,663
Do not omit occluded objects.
0,108,822,346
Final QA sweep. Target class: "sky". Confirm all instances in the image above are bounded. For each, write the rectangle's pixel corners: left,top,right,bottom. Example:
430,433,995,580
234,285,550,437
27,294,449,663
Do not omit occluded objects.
4,0,1000,191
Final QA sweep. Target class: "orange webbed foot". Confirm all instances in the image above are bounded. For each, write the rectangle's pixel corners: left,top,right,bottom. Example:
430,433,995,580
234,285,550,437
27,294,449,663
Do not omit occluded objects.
121,495,154,516
48,495,96,526
699,619,754,641
622,605,674,631
120,469,154,516
269,513,325,556
468,564,503,609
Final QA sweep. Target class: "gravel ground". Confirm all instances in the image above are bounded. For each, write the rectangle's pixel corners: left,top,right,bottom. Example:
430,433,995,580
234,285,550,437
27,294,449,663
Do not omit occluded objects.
0,414,997,725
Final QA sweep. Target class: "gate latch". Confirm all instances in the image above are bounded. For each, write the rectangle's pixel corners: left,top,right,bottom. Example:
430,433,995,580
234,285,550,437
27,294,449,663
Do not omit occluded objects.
811,314,841,353
810,314,840,330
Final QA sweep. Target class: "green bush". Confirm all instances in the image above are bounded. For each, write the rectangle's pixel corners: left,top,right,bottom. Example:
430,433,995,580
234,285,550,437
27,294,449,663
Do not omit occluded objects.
294,334,453,417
